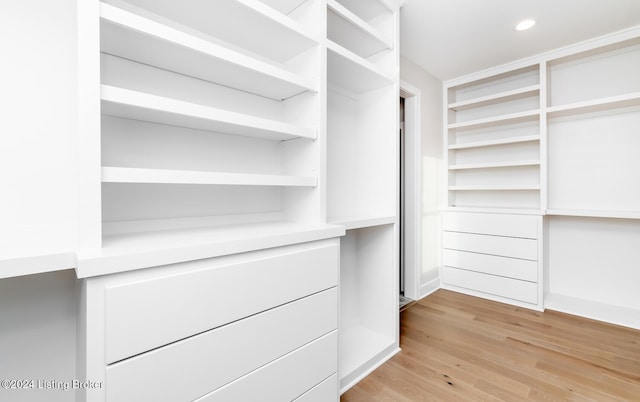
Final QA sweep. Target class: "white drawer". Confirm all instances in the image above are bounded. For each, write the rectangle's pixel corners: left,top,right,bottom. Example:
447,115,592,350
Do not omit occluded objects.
295,374,338,402
443,212,539,239
442,266,538,304
105,240,339,363
443,249,538,282
106,287,337,402
443,231,537,261
196,332,337,402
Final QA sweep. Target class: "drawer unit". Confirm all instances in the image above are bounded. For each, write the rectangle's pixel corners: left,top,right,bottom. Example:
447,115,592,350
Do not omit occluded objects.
442,266,538,304
105,240,339,364
443,249,538,282
107,288,337,402
81,239,340,402
195,332,337,402
295,374,338,402
441,212,543,310
443,231,537,261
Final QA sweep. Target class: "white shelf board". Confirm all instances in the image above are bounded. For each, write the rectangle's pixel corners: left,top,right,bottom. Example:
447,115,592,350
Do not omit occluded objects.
100,3,316,101
101,85,316,141
444,207,545,216
449,185,540,191
262,0,309,15
327,40,393,95
547,92,640,118
327,0,391,58
327,215,396,230
102,167,317,187
75,221,345,278
449,85,540,111
336,0,391,21
448,135,540,150
449,160,540,170
448,109,540,130
0,251,76,280
339,324,395,384
546,209,640,220
102,0,320,65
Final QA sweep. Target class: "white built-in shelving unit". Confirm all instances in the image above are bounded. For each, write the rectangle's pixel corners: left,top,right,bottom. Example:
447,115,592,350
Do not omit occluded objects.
443,26,640,325
325,0,401,393
445,64,543,212
75,0,343,277
71,0,403,399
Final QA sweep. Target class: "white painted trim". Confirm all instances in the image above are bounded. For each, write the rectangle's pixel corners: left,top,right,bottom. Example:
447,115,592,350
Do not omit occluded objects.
399,80,422,301
77,0,102,249
545,293,640,330
419,277,440,300
445,25,640,87
441,283,544,312
339,347,401,395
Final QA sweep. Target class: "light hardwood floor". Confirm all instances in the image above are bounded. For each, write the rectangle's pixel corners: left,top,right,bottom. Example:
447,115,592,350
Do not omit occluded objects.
341,290,640,401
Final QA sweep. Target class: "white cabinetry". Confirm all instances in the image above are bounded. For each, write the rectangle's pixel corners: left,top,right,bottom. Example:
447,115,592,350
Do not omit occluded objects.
442,212,543,310
543,31,640,329
443,63,545,310
546,36,640,219
76,0,403,398
80,240,340,402
444,26,640,324
445,64,543,211
77,0,333,277
325,0,401,393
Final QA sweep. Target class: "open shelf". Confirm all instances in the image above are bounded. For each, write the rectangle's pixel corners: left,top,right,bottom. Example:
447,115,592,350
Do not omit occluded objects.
448,160,540,170
327,40,393,94
75,221,345,278
327,0,391,59
546,209,640,220
546,92,640,118
444,206,545,215
327,215,396,230
338,223,397,392
101,85,316,141
449,185,540,191
449,85,540,111
100,3,316,101
0,251,76,280
102,167,317,187
448,135,540,150
262,0,311,15
448,109,540,130
103,0,319,65
339,324,395,387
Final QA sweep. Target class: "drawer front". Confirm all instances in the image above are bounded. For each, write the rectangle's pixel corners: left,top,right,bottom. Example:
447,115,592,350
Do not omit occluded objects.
197,332,337,402
107,287,337,402
105,240,339,363
443,231,537,261
442,266,537,304
295,374,338,402
443,249,538,282
443,212,539,239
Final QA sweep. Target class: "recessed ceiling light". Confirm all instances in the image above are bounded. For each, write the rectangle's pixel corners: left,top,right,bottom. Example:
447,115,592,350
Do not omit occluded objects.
515,19,536,31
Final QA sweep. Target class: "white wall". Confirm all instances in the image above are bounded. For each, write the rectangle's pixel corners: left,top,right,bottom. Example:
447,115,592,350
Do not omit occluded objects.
400,56,443,297
0,1,78,401
0,0,78,252
0,271,78,402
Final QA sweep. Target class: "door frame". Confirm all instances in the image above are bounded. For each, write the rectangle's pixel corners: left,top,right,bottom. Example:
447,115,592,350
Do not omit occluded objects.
400,80,422,301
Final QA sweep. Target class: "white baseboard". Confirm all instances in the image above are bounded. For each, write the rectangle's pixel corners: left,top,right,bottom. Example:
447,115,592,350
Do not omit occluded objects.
419,277,440,300
545,293,640,330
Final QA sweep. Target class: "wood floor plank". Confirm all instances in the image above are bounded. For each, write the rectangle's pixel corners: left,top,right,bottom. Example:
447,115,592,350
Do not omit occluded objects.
341,290,640,401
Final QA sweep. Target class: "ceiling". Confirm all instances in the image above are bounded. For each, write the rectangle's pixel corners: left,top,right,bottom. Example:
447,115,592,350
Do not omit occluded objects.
400,0,640,81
